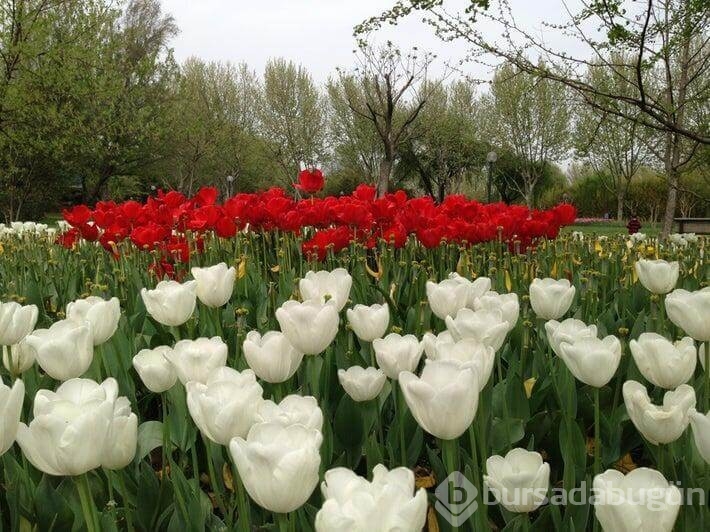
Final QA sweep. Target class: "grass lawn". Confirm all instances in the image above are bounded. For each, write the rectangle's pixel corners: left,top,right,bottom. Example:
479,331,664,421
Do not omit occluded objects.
562,221,660,237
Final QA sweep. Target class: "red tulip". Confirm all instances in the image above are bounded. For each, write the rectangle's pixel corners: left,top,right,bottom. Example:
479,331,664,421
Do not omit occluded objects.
295,169,324,194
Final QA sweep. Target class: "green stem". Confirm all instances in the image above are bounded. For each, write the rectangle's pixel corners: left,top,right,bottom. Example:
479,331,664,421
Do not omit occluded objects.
117,471,135,532
75,474,100,532
393,381,407,465
521,514,530,532
593,387,601,532
203,436,229,524
441,438,461,531
275,513,289,532
468,425,487,531
161,394,170,482
232,463,250,532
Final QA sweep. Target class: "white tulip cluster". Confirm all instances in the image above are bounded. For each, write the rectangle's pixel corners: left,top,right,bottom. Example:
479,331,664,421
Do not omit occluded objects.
0,221,61,239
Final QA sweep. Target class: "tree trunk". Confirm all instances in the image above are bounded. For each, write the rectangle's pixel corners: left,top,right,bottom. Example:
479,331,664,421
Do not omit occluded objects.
616,189,624,222
376,157,392,198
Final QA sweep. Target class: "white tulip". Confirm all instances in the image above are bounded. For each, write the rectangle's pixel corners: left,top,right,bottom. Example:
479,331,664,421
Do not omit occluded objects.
473,291,520,331
229,422,322,513
445,308,509,351
315,464,428,532
400,359,480,440
186,367,264,446
276,300,340,355
191,262,236,308
25,319,94,381
373,333,423,380
558,335,621,388
140,279,197,327
243,330,304,383
255,395,323,431
132,346,177,393
426,274,491,320
545,318,598,357
346,303,389,342
0,301,38,346
484,448,550,513
634,259,679,295
623,380,696,445
426,337,496,391
0,377,24,456
66,296,121,346
164,336,228,385
337,366,386,402
629,232,647,244
16,378,136,475
689,408,710,464
629,333,696,389
593,468,681,532
529,278,576,320
2,339,36,375
665,287,710,341
421,330,455,359
299,268,352,311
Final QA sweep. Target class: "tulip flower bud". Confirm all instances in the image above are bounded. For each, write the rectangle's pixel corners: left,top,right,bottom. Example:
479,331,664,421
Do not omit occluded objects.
275,300,339,355
337,366,386,402
186,367,264,445
0,301,38,346
593,468,681,532
25,319,94,381
132,346,177,393
484,448,550,513
346,303,389,342
191,262,236,308
255,394,323,431
665,287,710,341
164,336,228,385
623,380,696,445
558,335,621,388
140,279,197,327
229,422,322,513
629,333,696,389
0,377,24,456
529,278,575,320
400,359,480,440
373,333,423,380
634,259,679,294
243,330,304,383
299,268,352,311
315,464,427,531
66,296,121,346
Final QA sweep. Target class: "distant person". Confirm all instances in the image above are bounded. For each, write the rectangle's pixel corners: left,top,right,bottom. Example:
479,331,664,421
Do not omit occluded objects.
627,214,642,235
604,212,610,220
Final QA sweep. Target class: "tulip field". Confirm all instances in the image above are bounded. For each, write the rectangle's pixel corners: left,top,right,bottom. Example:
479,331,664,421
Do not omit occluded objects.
0,186,708,532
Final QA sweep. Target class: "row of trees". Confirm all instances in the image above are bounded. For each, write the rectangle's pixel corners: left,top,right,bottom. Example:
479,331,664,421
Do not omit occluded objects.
1,0,707,234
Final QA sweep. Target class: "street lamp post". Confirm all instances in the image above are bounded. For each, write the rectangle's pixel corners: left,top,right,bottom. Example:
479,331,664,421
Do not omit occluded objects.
486,151,497,203
226,175,235,197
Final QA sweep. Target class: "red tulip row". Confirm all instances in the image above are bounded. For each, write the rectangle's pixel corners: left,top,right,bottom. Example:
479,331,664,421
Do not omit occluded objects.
58,183,576,265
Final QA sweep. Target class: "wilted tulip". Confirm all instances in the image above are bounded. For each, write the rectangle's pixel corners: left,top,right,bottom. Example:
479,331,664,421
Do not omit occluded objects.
25,319,93,381
346,303,389,342
689,409,710,464
0,377,24,456
16,378,137,475
665,287,710,341
255,394,323,431
0,301,38,346
164,336,228,384
299,268,352,311
66,296,121,346
132,346,177,393
425,337,496,391
337,366,386,402
229,422,322,513
243,330,304,383
623,380,696,445
191,262,236,308
473,291,520,331
629,333,696,389
426,274,490,320
445,308,509,351
545,318,598,357
484,448,550,513
315,464,428,531
2,339,35,375
634,259,679,294
400,359,480,440
558,335,621,388
140,279,197,327
276,300,340,355
186,367,264,445
373,333,424,380
593,468,681,532
529,278,575,320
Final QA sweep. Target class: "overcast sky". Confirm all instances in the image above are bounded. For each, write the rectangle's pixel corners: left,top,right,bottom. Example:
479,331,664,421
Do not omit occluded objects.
159,0,587,83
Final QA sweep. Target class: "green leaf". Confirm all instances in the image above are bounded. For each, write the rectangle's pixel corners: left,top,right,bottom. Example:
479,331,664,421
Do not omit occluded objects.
136,420,166,462
35,475,74,532
333,395,365,449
